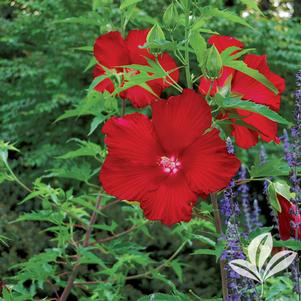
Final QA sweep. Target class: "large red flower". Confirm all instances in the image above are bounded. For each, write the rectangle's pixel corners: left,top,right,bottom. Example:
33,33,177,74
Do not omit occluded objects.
93,29,179,108
278,195,301,241
199,35,285,149
99,89,240,225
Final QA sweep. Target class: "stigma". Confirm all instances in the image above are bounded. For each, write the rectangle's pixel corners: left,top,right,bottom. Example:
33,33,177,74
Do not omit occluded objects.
159,156,181,175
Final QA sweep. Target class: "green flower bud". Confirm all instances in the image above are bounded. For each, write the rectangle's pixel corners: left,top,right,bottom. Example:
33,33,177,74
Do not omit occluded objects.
163,3,178,28
146,24,165,55
202,45,223,80
180,0,190,10
147,24,165,43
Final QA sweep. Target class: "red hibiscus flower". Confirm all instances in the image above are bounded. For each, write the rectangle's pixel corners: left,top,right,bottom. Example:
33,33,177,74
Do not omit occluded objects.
199,35,285,149
93,29,179,108
278,194,301,241
99,89,240,225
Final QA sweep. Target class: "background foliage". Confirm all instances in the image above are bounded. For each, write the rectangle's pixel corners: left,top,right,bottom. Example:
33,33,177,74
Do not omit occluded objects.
0,0,301,300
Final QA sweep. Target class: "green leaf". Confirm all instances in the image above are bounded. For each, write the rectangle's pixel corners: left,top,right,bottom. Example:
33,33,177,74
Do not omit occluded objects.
84,57,97,72
0,141,19,163
222,59,278,94
56,16,101,26
267,182,281,212
93,221,117,233
221,98,291,125
73,45,93,52
170,260,183,282
55,90,104,121
193,249,216,256
147,24,165,42
88,114,107,135
239,0,263,15
192,234,216,247
198,6,253,29
274,239,301,251
274,181,292,203
48,162,96,182
57,139,102,159
89,74,111,91
15,210,63,225
78,247,106,267
189,31,207,67
120,0,142,10
249,227,274,240
250,159,290,178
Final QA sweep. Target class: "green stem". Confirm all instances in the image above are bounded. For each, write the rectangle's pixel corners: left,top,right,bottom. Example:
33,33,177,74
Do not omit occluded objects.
184,7,192,89
4,162,32,193
260,282,264,300
206,80,213,101
210,193,228,300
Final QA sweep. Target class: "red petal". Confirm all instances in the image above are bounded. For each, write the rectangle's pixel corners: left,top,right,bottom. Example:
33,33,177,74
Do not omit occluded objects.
231,122,259,149
208,35,244,53
182,129,240,194
125,29,154,65
93,65,115,93
120,82,162,108
102,113,163,166
152,89,212,154
278,195,301,240
232,55,285,110
236,109,278,145
94,31,130,68
100,158,164,201
140,173,197,225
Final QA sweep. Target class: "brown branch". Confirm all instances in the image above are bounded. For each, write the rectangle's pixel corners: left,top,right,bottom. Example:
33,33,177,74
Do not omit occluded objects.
92,224,138,245
58,193,102,301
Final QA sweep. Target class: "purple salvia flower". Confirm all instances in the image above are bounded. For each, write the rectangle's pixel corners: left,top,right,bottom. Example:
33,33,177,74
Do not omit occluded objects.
283,69,301,295
251,199,262,229
238,166,252,233
226,137,235,155
223,221,244,299
260,145,269,194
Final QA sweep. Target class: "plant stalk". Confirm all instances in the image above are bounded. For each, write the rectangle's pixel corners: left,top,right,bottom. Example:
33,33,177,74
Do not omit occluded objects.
184,7,192,89
210,192,228,300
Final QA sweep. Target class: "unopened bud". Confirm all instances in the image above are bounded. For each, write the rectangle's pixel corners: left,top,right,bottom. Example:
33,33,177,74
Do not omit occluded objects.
202,45,223,80
147,24,165,55
163,3,178,28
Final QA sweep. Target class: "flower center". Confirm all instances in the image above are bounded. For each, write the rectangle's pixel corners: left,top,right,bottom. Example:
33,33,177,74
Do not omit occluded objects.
159,156,181,175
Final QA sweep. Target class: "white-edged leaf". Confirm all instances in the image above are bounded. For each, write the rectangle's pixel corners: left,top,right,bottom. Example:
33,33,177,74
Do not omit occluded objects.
263,250,297,281
228,259,261,282
258,232,273,271
248,232,272,268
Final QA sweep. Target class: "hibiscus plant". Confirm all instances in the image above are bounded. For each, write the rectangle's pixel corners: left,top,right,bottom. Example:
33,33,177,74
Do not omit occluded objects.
1,0,301,300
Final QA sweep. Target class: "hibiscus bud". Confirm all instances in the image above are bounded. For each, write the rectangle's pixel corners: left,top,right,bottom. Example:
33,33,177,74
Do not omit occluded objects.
163,3,178,28
147,24,165,43
147,24,165,55
202,45,223,80
180,0,190,10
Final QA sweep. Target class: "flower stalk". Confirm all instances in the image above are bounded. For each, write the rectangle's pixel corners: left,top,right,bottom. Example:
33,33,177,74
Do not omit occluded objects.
210,193,228,300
